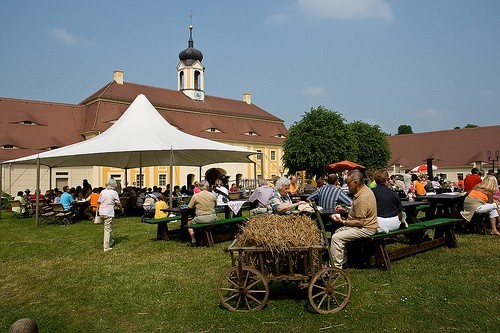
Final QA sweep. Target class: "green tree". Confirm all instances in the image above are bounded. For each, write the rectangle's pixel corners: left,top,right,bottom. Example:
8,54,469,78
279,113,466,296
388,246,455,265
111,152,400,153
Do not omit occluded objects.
348,121,391,170
282,106,357,178
463,124,478,128
397,124,413,134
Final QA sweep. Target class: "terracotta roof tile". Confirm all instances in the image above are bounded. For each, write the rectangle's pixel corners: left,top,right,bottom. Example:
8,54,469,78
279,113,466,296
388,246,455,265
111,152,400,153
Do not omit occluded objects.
0,98,86,160
387,125,500,168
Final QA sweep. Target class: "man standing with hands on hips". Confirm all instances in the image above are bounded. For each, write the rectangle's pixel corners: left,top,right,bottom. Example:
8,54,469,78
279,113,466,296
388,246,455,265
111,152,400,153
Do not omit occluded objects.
330,170,378,269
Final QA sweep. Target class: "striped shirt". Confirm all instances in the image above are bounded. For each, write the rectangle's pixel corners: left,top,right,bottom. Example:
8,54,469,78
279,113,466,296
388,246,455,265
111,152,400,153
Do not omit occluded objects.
307,184,352,210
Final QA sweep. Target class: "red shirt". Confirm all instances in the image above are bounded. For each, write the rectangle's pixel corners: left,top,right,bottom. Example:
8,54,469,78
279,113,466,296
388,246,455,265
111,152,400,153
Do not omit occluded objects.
464,174,482,192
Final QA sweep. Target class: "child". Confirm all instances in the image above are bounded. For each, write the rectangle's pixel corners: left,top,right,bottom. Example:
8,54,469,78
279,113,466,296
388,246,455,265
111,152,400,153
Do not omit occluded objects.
154,195,168,219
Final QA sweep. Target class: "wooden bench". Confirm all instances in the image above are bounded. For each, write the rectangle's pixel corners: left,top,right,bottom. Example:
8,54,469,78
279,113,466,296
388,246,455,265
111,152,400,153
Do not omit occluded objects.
188,216,247,247
143,215,182,240
365,218,461,270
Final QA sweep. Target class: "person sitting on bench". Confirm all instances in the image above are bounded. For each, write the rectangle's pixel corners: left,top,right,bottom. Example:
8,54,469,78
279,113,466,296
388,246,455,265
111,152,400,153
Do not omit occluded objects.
461,175,500,236
154,195,168,219
329,170,378,269
248,178,273,216
187,180,218,246
372,170,405,233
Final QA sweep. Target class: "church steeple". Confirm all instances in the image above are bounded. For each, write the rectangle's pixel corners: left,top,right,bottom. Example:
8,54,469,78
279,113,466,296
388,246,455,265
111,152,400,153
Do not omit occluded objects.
177,25,205,101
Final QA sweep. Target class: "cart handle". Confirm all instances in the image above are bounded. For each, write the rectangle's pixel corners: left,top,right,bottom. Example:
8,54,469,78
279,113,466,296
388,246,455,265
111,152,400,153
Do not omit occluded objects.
310,202,335,266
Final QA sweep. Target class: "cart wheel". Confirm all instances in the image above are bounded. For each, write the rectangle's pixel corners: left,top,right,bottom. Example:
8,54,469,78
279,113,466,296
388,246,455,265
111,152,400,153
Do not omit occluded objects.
308,267,351,314
217,266,269,312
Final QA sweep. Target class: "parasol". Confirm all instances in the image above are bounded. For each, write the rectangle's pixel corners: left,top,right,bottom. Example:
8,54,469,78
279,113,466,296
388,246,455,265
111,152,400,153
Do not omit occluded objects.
325,160,365,172
411,164,438,172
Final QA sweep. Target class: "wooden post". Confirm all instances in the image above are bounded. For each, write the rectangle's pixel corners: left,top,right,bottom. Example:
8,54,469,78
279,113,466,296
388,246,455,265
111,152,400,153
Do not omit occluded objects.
35,157,40,227
426,159,434,180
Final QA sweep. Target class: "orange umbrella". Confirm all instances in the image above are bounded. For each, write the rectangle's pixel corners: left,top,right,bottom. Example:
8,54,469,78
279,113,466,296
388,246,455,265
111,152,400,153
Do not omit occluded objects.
326,160,365,172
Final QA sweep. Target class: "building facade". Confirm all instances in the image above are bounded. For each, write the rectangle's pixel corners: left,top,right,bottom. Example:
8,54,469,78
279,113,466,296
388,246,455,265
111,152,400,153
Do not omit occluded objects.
386,125,500,182
0,26,287,195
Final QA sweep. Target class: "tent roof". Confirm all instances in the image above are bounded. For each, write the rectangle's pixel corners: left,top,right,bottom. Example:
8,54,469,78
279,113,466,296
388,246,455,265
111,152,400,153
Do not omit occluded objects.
4,94,258,168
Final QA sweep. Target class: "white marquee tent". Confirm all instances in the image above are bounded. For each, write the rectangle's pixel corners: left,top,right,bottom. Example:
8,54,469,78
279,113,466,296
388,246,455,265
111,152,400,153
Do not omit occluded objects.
1,94,260,223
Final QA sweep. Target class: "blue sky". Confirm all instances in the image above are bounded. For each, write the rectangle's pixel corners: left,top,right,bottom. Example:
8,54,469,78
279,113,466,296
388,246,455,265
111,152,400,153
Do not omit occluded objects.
1,0,499,134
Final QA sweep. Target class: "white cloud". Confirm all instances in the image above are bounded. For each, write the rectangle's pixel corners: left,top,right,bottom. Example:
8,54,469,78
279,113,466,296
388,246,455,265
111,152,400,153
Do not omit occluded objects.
302,86,326,96
48,28,91,46
265,12,292,25
297,0,393,22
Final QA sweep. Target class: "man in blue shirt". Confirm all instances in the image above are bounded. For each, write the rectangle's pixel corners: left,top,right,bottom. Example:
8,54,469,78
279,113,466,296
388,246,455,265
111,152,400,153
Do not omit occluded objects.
307,174,352,211
60,186,74,211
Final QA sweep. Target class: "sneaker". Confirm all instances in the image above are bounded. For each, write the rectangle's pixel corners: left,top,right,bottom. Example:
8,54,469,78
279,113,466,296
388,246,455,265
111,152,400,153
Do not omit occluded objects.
110,239,115,247
188,242,197,247
104,248,113,252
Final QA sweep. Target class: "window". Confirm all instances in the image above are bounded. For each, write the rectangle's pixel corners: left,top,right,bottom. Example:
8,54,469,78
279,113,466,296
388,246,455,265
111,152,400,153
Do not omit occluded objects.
256,149,262,160
245,131,258,136
205,128,221,133
270,150,276,161
179,71,184,90
50,146,59,150
194,71,201,89
274,134,285,138
2,144,14,149
136,174,144,188
159,174,167,186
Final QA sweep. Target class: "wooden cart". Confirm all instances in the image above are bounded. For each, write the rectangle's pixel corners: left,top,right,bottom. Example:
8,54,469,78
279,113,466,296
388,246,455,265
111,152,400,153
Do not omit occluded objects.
216,206,351,314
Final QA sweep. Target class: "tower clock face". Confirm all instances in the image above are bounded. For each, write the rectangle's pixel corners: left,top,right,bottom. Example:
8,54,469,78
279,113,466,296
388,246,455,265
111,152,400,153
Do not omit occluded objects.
194,91,202,100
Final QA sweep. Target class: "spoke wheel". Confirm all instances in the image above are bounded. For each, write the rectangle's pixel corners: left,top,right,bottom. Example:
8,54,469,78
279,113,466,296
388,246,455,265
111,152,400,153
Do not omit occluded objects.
308,267,351,314
217,266,269,312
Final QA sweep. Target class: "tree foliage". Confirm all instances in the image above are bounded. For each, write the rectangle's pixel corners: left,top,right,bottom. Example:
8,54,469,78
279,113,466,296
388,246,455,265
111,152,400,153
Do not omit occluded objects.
463,124,479,128
282,106,357,177
397,124,413,134
348,121,391,170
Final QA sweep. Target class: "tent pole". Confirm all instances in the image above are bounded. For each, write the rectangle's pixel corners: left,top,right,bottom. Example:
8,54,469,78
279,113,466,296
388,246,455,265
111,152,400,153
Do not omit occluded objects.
49,167,52,190
35,157,40,227
199,166,202,181
169,147,173,209
0,163,3,219
139,152,142,188
124,168,128,188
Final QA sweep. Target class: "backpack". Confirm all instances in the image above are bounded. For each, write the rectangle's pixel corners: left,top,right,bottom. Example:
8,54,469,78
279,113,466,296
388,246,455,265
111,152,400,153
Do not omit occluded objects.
143,194,158,209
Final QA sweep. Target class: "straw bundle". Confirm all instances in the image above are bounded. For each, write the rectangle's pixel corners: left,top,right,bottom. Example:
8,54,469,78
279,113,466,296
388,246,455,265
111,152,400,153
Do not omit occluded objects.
236,214,322,253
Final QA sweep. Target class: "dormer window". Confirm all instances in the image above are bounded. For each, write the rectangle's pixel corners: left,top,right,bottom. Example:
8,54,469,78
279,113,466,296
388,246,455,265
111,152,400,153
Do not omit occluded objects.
50,146,59,150
19,120,37,125
2,144,15,149
206,128,221,133
275,134,286,139
245,131,258,136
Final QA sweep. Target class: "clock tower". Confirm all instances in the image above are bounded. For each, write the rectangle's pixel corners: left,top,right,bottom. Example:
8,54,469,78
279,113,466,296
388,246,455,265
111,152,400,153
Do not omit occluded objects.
177,25,205,101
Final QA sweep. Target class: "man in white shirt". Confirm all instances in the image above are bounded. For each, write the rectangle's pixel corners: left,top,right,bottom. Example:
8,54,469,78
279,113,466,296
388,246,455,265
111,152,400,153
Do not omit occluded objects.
248,178,274,216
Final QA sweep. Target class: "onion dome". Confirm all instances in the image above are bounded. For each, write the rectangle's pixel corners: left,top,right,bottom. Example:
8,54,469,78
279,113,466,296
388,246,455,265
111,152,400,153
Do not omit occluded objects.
179,25,203,65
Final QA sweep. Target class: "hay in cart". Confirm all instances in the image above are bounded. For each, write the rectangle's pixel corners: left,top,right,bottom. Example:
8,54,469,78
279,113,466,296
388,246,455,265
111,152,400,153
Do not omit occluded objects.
218,213,352,313
234,214,326,280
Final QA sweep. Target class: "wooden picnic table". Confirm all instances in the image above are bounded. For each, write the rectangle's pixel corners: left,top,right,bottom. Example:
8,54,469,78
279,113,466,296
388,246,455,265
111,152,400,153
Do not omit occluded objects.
163,206,195,240
416,193,466,219
401,200,430,224
162,200,251,241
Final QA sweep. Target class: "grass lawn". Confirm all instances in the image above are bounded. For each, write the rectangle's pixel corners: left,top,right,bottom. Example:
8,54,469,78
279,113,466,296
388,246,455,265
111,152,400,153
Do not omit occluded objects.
0,212,498,332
